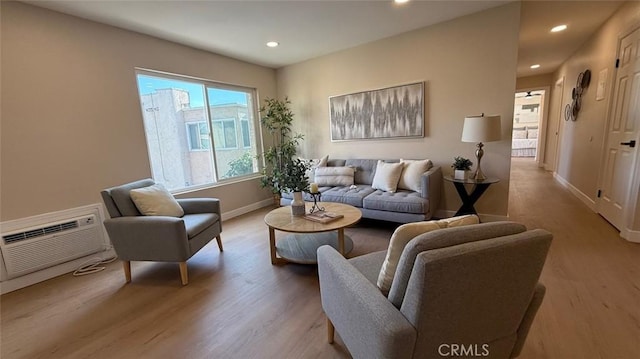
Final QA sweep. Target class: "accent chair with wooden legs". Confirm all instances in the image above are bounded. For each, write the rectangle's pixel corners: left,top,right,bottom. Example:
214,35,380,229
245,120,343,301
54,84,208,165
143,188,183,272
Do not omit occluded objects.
318,222,552,359
101,179,223,285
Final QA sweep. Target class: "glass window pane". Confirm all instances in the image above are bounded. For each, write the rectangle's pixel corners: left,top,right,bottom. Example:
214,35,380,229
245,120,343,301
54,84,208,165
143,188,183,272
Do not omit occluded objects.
206,87,259,179
241,120,251,148
136,74,215,191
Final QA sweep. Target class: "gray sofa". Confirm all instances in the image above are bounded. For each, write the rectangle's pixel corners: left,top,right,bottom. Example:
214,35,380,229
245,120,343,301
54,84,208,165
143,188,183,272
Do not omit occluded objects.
281,159,442,223
318,222,553,358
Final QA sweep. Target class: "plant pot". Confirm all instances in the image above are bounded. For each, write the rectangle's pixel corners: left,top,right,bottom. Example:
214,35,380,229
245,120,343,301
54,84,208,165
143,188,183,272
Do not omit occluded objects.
454,169,470,180
290,192,306,216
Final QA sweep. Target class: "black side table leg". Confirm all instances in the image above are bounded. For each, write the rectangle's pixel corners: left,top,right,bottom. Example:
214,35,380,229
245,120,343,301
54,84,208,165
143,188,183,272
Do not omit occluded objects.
453,183,491,216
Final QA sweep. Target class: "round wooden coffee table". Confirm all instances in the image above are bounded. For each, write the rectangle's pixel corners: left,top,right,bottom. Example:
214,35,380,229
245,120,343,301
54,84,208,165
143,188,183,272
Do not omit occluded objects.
264,202,362,265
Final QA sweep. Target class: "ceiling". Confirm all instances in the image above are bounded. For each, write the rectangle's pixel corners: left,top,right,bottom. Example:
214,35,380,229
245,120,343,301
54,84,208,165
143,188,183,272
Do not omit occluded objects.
22,0,624,77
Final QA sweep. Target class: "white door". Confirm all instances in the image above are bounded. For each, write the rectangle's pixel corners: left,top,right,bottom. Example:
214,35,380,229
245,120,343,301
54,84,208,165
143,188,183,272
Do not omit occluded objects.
544,77,564,171
599,27,640,230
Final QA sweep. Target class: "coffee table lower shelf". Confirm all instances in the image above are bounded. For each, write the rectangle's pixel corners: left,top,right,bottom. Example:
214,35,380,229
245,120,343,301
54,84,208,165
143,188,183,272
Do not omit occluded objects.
275,232,354,264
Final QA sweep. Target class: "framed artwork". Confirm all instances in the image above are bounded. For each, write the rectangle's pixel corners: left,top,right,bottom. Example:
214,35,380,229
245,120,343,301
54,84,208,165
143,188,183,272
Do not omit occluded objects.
329,82,424,141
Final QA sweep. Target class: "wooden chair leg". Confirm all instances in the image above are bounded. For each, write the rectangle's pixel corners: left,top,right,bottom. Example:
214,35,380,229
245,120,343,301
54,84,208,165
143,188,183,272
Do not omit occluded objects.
122,261,131,283
327,317,335,344
216,235,224,252
179,262,188,285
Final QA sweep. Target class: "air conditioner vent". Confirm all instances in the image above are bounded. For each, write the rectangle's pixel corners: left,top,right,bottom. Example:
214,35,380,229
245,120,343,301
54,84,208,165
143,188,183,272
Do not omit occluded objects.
3,220,79,244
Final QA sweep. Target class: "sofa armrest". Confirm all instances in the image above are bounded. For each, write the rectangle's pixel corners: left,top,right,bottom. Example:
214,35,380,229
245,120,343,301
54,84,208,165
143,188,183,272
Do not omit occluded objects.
420,166,442,217
103,216,190,261
317,245,416,359
177,198,221,215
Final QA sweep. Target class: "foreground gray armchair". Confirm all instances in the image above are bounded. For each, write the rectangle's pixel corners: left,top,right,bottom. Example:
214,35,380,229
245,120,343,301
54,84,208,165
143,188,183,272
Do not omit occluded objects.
318,222,552,359
101,179,222,285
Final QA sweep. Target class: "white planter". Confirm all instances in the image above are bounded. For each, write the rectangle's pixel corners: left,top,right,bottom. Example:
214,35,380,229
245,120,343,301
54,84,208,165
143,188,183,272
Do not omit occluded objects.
290,192,306,216
454,169,470,180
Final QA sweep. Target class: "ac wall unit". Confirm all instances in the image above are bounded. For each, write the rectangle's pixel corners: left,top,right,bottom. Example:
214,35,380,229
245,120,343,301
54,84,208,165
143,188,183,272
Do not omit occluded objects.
0,214,105,279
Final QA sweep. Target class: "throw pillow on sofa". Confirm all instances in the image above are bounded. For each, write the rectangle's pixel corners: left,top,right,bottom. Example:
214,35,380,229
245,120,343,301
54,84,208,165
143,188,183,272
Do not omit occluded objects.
371,160,404,193
301,154,329,180
398,159,433,192
130,183,184,217
376,214,479,294
314,166,355,187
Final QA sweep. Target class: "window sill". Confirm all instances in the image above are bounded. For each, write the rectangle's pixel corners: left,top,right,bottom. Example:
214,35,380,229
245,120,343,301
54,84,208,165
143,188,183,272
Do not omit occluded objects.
171,173,263,196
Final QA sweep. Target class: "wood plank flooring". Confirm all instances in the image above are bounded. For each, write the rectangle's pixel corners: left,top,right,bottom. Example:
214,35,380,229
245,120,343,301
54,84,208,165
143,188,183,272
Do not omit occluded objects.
1,158,639,358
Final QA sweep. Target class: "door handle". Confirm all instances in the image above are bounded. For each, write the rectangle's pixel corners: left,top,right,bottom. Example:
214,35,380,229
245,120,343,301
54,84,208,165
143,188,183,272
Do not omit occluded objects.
620,140,636,148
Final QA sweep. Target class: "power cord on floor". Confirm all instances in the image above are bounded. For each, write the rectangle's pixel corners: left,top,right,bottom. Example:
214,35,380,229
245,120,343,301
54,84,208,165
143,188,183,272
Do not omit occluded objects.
73,256,118,276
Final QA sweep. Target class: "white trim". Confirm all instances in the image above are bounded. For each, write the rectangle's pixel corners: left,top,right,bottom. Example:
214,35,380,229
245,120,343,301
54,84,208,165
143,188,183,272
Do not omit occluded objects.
552,172,596,211
221,198,274,221
621,228,640,243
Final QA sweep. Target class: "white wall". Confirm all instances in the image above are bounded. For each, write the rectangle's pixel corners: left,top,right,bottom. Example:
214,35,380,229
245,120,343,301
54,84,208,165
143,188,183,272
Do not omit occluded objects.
548,2,640,212
1,2,277,221
277,3,521,216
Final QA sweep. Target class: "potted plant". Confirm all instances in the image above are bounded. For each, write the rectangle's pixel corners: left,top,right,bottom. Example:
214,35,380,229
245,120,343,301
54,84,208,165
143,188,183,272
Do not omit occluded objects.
452,156,473,180
259,97,309,212
281,158,311,216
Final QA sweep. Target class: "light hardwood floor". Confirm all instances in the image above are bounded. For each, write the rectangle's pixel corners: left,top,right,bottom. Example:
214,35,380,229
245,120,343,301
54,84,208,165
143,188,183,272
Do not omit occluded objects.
1,158,639,358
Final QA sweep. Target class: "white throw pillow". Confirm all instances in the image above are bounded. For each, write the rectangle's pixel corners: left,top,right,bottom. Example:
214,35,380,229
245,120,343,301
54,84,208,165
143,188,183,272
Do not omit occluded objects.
376,214,479,294
371,161,404,193
302,155,329,180
130,184,184,217
314,166,355,187
398,159,433,192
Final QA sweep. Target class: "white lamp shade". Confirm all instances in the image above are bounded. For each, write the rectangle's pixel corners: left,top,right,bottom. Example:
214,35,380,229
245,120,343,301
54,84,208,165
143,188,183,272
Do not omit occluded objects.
461,115,502,143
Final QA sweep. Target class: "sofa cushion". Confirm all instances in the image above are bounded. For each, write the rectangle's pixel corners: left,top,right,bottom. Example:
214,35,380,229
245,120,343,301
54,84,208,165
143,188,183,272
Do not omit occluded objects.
130,183,184,217
344,159,379,185
183,213,219,239
348,251,387,286
387,221,528,308
372,161,404,193
376,215,479,294
398,159,433,192
321,185,376,207
315,166,355,187
363,190,427,214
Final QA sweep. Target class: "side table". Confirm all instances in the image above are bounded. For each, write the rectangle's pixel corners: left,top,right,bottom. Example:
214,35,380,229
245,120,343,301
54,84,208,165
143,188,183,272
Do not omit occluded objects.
444,176,500,216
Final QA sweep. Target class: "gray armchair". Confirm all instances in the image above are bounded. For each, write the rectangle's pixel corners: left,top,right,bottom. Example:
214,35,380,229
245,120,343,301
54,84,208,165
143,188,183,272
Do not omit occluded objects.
101,179,223,285
318,221,552,359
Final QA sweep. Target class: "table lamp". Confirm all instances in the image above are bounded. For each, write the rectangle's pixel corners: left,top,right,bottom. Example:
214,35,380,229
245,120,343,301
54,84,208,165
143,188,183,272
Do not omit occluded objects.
461,113,501,181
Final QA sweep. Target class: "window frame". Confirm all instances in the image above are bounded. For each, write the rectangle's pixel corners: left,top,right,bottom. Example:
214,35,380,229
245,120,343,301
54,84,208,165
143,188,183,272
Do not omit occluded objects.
186,121,211,151
211,118,239,150
135,68,264,192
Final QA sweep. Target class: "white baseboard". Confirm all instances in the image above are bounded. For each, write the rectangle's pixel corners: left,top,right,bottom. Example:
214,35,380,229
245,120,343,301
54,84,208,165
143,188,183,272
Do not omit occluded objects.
552,172,596,211
221,198,273,221
621,228,640,243
435,209,508,222
0,248,116,295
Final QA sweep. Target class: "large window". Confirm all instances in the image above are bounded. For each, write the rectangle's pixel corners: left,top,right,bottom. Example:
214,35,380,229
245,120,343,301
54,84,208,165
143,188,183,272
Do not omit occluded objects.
136,71,261,191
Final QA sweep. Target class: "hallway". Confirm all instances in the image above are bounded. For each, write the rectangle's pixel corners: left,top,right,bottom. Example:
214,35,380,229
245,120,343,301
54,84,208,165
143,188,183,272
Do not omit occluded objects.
508,158,640,358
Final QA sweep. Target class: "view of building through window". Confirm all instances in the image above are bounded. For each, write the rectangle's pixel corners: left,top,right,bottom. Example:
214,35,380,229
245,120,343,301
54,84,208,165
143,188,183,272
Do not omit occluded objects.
136,71,261,191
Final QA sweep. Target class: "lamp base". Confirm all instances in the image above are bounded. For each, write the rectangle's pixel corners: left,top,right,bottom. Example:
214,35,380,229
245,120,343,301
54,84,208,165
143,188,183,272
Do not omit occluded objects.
473,168,487,181
474,142,486,181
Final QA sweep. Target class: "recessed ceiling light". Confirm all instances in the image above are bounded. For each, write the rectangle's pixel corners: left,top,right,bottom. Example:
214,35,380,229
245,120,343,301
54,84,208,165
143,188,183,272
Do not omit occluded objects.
266,41,279,48
530,64,541,69
394,0,410,4
551,24,567,33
